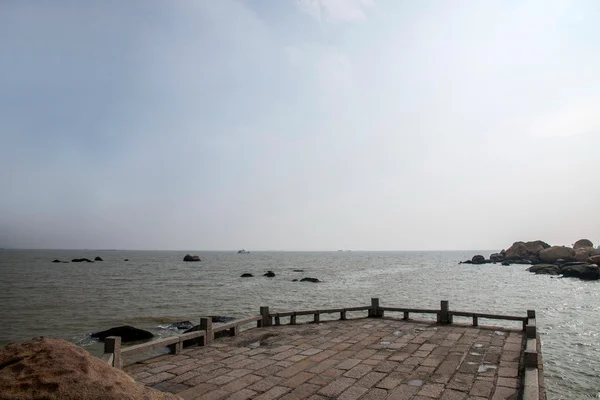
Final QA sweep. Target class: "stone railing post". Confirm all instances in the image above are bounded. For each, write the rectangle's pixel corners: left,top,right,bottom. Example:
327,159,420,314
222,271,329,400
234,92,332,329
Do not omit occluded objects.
200,317,213,344
437,300,453,324
104,336,122,369
368,298,383,318
260,306,272,327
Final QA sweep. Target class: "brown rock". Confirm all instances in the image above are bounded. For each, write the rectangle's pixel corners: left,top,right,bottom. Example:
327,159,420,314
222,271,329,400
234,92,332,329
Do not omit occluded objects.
523,240,550,255
574,239,594,250
0,337,180,400
574,247,600,262
590,255,600,264
539,246,575,264
505,242,528,259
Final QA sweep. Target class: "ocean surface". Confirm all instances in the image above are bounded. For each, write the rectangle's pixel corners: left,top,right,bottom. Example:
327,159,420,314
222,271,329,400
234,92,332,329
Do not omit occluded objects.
0,249,598,399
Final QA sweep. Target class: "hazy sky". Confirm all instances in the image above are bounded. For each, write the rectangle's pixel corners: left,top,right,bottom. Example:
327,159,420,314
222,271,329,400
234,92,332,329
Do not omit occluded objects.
1,0,599,251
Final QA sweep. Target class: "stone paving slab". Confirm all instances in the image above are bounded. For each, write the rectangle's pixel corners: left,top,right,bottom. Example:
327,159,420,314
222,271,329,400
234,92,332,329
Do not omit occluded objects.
125,318,524,399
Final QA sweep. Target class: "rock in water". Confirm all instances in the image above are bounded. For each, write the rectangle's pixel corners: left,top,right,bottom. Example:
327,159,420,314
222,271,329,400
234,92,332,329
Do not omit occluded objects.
52,259,61,263
94,256,103,261
471,255,486,264
0,337,178,400
539,246,575,264
168,321,193,330
90,326,153,342
72,258,93,263
560,264,600,280
574,239,594,250
183,254,201,262
241,273,253,277
300,277,320,283
574,247,599,261
524,240,550,255
263,271,275,277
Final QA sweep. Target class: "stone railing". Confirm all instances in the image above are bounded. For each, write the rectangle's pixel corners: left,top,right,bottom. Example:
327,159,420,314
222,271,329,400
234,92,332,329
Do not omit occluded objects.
101,298,542,399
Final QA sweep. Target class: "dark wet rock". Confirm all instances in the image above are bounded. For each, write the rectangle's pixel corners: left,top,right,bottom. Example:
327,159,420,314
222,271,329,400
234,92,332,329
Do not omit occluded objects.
539,246,575,264
560,264,600,280
263,271,275,277
292,279,298,282
490,252,505,262
590,255,600,264
241,273,253,278
555,259,566,265
293,269,304,272
459,260,473,264
168,321,193,330
210,316,236,323
300,277,320,283
90,325,153,342
183,254,201,262
471,255,486,265
72,258,93,263
536,266,560,275
528,264,557,273
512,259,531,265
574,239,594,250
501,261,510,266
124,259,129,261
52,259,61,263
94,256,103,261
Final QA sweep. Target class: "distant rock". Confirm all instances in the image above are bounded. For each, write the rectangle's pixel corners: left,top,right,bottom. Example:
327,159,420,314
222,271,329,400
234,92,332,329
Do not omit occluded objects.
574,239,594,250
528,264,558,273
293,269,304,272
52,259,61,263
90,325,153,343
124,259,129,261
539,246,575,264
471,255,486,265
524,240,550,255
501,261,510,266
71,258,93,263
490,251,505,262
292,279,299,282
183,254,201,262
0,337,178,400
241,273,253,278
300,277,320,283
94,256,103,261
263,271,275,277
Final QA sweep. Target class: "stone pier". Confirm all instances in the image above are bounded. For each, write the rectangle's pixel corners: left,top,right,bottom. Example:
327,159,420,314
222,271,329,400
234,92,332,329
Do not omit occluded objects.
125,317,535,399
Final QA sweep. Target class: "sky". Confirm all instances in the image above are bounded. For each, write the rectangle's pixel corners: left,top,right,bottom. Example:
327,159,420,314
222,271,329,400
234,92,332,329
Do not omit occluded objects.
0,0,599,251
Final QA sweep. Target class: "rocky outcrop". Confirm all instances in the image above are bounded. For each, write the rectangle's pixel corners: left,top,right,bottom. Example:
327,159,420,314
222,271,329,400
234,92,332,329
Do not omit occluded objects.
263,271,275,277
574,247,599,261
539,246,575,264
52,259,62,263
90,326,153,343
183,254,201,262
528,264,560,275
240,273,253,278
574,239,594,249
505,242,529,259
590,255,600,264
524,240,550,255
0,337,178,400
94,256,103,261
505,240,549,260
561,264,599,280
72,258,93,263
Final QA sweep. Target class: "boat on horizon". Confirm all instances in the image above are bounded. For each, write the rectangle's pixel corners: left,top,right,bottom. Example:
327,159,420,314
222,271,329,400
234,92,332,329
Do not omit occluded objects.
237,249,250,254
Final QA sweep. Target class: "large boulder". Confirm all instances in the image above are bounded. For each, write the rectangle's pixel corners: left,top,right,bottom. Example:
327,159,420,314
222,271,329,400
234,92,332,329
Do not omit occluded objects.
528,264,558,274
90,326,153,343
539,246,575,264
574,247,600,262
0,337,178,400
471,255,486,264
263,271,276,277
560,264,600,280
574,239,594,250
524,240,550,255
505,242,529,259
240,273,253,278
300,277,321,283
183,254,201,262
590,255,600,264
94,256,103,261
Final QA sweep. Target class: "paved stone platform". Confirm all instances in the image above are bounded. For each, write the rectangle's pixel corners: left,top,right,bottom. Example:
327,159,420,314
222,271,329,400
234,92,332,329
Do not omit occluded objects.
125,318,523,400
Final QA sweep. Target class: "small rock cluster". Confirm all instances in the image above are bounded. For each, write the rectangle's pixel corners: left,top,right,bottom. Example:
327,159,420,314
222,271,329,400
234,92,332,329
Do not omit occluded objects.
462,239,600,280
